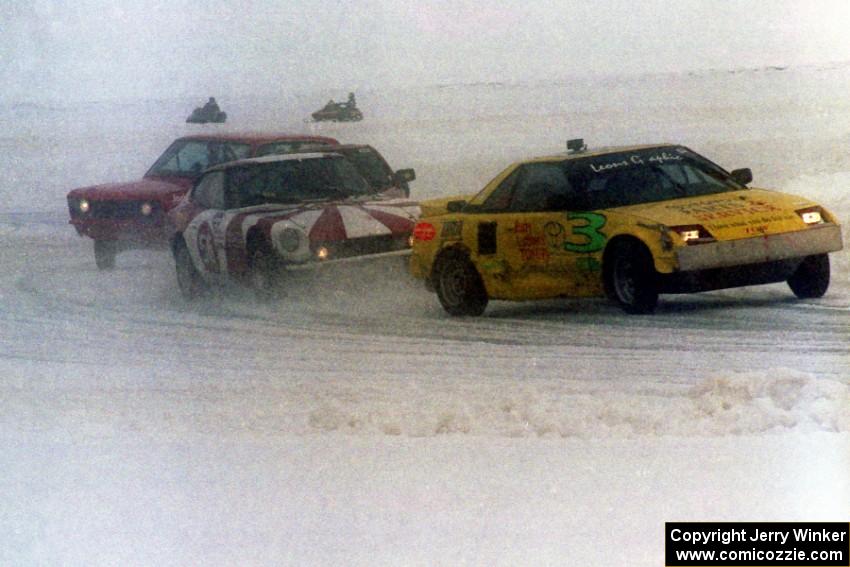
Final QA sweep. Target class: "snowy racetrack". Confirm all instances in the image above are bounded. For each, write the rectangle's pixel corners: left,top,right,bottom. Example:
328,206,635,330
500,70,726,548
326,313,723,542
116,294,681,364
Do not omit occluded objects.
1,67,848,566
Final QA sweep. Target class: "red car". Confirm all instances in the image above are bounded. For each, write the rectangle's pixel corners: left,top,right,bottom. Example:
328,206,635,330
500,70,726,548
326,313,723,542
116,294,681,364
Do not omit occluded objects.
167,151,420,299
66,133,339,269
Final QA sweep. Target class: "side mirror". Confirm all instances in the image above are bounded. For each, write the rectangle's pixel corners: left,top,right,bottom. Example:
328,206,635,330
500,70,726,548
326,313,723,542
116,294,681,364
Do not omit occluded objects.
394,168,416,183
446,200,467,213
730,168,752,186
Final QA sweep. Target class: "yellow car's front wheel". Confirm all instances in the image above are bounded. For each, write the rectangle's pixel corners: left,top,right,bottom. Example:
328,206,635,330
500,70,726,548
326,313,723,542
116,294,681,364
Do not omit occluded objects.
604,240,659,314
434,250,488,317
787,254,830,299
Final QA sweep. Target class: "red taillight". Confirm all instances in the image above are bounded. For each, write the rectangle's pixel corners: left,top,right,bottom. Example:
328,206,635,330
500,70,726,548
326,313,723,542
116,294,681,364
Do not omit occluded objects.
413,222,436,241
670,224,715,245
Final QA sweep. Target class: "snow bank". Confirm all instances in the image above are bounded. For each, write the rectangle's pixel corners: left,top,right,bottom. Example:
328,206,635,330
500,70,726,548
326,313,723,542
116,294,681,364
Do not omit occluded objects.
5,359,845,443
299,369,849,439
689,369,850,434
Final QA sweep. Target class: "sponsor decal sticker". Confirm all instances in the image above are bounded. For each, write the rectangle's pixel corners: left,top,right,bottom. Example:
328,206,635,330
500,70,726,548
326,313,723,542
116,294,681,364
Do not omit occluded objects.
440,220,463,239
197,221,220,273
564,212,607,253
589,151,683,173
665,198,784,222
413,222,437,241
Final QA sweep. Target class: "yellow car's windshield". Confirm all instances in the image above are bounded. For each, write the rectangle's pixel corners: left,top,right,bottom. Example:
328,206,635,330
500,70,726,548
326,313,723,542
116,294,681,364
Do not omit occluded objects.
564,146,744,209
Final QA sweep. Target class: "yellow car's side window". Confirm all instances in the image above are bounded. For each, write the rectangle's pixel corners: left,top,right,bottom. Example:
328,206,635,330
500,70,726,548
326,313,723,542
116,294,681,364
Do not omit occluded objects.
480,169,520,212
510,164,569,212
481,164,577,213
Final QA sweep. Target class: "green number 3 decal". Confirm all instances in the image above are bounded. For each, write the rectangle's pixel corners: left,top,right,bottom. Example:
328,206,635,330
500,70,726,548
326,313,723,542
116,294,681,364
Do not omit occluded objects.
564,212,607,253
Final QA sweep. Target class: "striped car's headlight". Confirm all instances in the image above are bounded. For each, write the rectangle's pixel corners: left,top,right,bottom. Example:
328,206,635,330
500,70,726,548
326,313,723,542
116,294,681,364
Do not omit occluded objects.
277,227,302,253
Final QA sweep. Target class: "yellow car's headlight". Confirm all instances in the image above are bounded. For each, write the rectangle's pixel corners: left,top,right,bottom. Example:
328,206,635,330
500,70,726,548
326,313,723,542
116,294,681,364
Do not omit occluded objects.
670,224,715,245
796,206,824,225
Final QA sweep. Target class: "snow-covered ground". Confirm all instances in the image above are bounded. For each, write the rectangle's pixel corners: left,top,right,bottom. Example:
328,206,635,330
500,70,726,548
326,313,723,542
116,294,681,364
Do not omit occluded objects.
1,66,848,566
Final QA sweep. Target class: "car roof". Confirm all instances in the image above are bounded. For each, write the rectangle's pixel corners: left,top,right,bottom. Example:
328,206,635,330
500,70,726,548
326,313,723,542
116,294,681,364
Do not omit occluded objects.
175,132,339,145
205,151,344,172
527,143,678,163
283,143,376,154
317,143,374,151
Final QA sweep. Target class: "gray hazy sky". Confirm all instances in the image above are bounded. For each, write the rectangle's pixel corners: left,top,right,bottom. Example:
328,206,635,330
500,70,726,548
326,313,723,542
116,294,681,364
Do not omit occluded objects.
3,0,850,103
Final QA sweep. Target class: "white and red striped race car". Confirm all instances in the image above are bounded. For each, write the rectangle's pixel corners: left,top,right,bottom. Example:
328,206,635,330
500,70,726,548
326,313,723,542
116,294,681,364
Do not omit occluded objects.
167,151,420,298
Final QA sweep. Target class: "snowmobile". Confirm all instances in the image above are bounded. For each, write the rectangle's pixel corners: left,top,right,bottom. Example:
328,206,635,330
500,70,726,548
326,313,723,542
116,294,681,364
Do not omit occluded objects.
311,99,363,122
186,108,227,124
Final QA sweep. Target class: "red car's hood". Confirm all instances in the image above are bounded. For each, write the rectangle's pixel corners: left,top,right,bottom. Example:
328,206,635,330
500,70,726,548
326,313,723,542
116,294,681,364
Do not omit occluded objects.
67,176,192,203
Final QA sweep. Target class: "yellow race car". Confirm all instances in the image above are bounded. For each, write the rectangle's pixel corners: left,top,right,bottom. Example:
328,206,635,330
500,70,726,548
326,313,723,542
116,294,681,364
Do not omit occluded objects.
410,140,844,315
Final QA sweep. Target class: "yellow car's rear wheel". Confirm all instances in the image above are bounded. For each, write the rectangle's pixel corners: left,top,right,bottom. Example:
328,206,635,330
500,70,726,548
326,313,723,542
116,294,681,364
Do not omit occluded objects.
434,250,488,316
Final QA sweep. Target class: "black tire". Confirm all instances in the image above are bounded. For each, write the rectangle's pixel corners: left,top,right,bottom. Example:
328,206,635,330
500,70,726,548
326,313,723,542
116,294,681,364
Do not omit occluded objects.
94,240,117,270
603,240,658,314
249,247,283,300
787,254,830,298
434,251,488,316
173,238,209,300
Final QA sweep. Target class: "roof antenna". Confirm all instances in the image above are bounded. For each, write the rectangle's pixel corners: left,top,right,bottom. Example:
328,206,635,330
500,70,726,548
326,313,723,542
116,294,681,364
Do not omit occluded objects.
567,139,586,153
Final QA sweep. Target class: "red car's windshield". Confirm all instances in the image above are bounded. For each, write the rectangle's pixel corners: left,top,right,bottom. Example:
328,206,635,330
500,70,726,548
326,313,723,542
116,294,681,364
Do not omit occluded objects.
146,140,252,178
